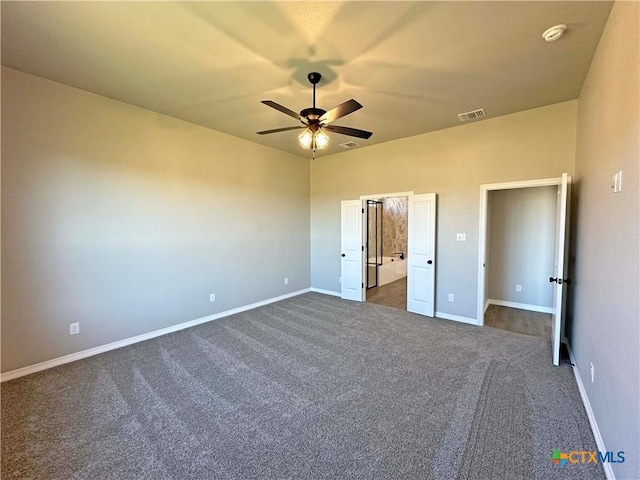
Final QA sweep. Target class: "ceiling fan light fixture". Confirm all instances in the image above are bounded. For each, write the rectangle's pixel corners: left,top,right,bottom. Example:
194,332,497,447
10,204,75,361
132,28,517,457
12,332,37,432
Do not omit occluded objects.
299,128,314,149
299,126,329,150
315,129,329,149
260,71,371,156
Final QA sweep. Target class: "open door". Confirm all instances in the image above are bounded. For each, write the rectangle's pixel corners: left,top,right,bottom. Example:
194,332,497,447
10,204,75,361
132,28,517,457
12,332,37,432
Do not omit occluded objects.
407,193,436,316
551,173,571,365
340,200,364,301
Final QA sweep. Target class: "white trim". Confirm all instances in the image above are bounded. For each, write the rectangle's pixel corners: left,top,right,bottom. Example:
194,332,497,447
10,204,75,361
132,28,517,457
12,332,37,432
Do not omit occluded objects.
480,177,562,191
310,287,341,297
359,191,414,200
484,299,491,314
435,311,480,326
1,288,311,383
566,342,616,480
478,185,489,325
486,299,554,314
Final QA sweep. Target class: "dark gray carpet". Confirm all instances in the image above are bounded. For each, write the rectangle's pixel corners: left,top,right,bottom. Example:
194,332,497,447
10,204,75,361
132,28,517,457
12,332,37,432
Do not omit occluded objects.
2,293,604,479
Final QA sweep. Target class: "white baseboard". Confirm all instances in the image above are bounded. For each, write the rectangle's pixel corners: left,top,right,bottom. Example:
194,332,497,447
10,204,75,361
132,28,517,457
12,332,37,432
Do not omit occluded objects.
435,311,480,326
310,287,341,297
484,299,490,314
566,342,615,480
1,288,311,383
487,299,553,314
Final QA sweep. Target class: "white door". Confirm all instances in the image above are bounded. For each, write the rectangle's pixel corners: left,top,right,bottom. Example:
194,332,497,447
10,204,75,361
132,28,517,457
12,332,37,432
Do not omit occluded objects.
407,193,436,316
551,173,571,366
340,200,364,301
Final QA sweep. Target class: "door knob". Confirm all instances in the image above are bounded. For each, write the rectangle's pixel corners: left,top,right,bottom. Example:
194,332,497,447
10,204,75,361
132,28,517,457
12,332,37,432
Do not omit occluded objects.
549,277,558,283
427,260,433,265
341,254,346,257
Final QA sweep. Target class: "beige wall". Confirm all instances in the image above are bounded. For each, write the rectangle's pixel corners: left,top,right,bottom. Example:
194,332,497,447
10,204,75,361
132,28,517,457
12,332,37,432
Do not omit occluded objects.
1,67,311,372
572,2,639,478
311,100,577,318
488,186,556,308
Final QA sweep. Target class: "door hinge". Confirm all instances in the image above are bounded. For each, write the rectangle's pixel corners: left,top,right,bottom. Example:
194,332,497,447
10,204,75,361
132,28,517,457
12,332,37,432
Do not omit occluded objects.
361,246,364,251
362,208,364,213
362,283,364,288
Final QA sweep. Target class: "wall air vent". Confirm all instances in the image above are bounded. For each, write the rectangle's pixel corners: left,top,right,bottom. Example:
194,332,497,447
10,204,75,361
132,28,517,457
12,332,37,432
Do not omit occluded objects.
458,108,486,122
339,141,359,149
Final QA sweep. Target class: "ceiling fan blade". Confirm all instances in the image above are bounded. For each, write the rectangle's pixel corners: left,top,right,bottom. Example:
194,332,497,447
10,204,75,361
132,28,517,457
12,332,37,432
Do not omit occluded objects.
319,99,363,124
257,126,306,135
261,100,307,123
324,124,373,139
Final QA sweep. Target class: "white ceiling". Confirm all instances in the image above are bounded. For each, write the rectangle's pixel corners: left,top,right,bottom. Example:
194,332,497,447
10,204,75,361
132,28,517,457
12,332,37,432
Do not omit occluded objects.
1,1,613,158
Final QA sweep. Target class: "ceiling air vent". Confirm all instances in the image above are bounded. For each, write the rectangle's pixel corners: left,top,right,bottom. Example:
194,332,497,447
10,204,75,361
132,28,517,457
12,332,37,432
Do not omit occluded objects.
339,141,359,149
458,108,486,122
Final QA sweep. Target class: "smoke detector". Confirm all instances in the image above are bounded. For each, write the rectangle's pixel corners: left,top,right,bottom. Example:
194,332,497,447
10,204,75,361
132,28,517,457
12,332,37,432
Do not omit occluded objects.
542,24,567,42
458,108,486,122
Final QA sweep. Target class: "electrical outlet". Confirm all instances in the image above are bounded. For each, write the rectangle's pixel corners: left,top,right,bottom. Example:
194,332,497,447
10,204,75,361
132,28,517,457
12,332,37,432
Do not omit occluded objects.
284,277,288,285
210,293,216,302
515,284,522,292
69,322,80,335
448,293,455,302
456,233,466,241
590,363,595,383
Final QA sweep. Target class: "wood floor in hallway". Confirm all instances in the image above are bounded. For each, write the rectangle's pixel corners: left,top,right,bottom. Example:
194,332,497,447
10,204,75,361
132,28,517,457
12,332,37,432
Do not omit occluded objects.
366,277,407,310
484,304,551,340
366,281,551,342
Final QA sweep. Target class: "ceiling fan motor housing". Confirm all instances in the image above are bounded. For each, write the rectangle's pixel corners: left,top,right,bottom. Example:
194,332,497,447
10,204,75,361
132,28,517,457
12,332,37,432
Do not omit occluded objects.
300,107,326,122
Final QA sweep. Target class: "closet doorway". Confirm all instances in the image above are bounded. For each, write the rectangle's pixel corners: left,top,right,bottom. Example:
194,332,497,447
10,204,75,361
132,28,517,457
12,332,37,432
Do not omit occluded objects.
477,174,571,365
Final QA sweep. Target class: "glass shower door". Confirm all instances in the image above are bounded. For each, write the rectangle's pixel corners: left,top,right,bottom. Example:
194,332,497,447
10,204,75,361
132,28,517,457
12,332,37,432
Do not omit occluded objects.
366,200,383,289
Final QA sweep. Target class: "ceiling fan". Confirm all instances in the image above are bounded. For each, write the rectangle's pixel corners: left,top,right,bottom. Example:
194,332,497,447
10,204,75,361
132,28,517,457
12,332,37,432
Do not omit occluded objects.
257,72,372,155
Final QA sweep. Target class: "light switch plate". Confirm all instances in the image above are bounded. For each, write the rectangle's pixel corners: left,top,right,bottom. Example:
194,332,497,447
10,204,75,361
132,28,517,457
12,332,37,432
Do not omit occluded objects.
612,170,623,193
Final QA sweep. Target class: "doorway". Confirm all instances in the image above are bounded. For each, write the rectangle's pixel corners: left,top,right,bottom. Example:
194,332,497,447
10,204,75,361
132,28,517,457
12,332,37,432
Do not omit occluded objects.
340,191,437,318
365,196,408,310
477,174,571,365
484,185,556,337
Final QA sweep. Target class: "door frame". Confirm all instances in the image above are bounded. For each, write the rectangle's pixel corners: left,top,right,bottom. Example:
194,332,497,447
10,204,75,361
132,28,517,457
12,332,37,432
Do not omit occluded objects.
476,177,564,325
